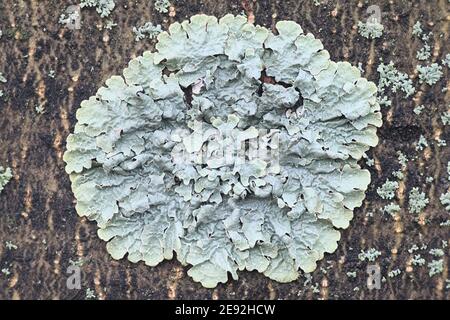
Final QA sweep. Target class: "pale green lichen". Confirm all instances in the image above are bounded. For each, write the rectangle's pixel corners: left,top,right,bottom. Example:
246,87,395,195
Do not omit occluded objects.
413,105,425,115
408,187,429,214
85,288,96,299
412,22,423,37
417,63,443,86
154,0,171,13
408,244,419,253
411,254,425,266
416,44,431,61
1,268,11,276
0,72,6,97
59,7,81,27
358,20,384,39
445,162,450,181
441,220,450,227
388,268,401,278
397,151,408,168
382,203,400,217
392,170,404,180
346,271,357,278
377,179,398,200
80,0,115,18
425,176,434,184
440,192,450,211
429,248,445,257
133,22,162,41
0,166,13,194
377,62,415,98
428,259,444,277
358,248,381,262
443,54,450,68
415,135,428,151
63,15,382,288
436,139,447,147
442,110,450,125
5,241,17,250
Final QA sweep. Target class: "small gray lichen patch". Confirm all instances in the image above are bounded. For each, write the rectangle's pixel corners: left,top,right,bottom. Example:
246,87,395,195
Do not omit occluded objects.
358,20,384,39
377,62,415,98
154,0,171,13
133,22,162,42
377,179,398,200
80,0,115,18
440,192,450,211
63,14,382,288
417,63,443,86
408,187,429,214
0,72,6,97
0,166,13,194
358,248,381,262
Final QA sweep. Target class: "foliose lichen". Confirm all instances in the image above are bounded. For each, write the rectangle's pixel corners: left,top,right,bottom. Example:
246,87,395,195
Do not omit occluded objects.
0,166,13,194
358,248,382,262
63,14,382,288
408,187,429,214
154,0,171,13
377,62,415,98
133,22,162,42
440,192,450,211
80,0,115,18
377,179,398,200
357,20,384,40
417,63,443,86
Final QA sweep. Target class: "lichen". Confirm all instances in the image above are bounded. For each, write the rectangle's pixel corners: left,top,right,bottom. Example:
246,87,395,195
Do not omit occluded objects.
413,105,425,115
412,22,423,37
416,43,431,61
358,248,382,262
133,22,162,41
387,268,401,278
408,187,429,214
377,179,398,200
85,288,96,299
428,259,444,277
377,62,415,98
440,192,450,211
5,241,17,250
357,20,384,39
63,14,382,288
429,248,444,257
154,0,171,13
442,110,450,125
382,203,400,217
443,54,450,68
80,0,115,18
0,166,13,194
415,135,428,151
0,72,5,98
59,7,81,27
417,63,443,86
411,254,425,266
397,151,408,168
346,271,357,278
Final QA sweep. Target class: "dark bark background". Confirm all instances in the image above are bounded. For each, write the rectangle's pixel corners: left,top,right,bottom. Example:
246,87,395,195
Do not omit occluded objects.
0,0,449,300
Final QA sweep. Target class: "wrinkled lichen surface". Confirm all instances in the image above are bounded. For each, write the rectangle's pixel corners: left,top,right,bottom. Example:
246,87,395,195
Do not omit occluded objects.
63,14,381,288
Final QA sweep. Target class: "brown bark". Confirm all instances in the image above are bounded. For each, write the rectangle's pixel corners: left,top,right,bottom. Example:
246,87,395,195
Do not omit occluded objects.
0,0,448,299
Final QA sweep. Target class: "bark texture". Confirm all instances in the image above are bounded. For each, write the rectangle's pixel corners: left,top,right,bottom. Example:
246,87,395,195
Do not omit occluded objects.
0,0,449,299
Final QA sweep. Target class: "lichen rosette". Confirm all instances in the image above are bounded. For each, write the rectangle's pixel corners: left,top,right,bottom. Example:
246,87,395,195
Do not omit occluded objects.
64,14,382,288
